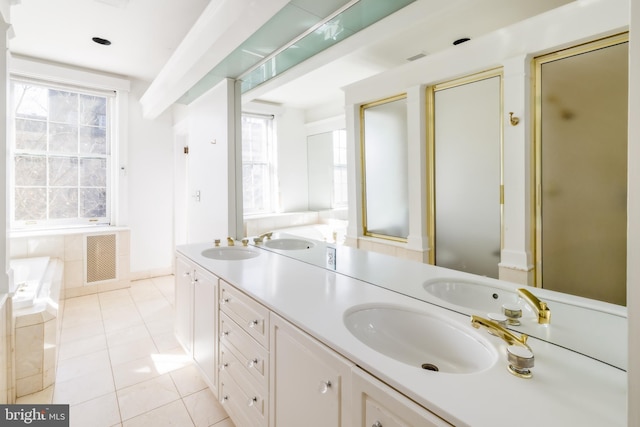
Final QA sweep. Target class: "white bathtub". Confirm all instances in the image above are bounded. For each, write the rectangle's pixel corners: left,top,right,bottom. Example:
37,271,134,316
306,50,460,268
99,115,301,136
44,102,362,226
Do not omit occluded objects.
273,221,348,244
9,257,64,398
10,257,57,309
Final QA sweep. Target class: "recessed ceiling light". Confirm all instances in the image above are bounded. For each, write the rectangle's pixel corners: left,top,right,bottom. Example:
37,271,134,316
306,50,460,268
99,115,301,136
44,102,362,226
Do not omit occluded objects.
92,37,112,46
453,37,471,46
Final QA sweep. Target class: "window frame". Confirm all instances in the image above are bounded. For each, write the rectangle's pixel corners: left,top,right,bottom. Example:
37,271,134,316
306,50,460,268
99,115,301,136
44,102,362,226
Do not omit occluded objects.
9,77,116,230
332,129,348,208
241,112,278,215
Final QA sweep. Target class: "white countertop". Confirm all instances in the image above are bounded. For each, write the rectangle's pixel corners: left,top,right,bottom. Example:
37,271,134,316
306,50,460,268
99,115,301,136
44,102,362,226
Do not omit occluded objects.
255,233,628,371
177,242,626,427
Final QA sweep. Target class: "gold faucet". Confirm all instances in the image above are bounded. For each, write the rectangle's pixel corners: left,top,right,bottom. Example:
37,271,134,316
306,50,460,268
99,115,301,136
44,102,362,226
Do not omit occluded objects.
227,237,235,246
253,232,273,244
518,288,551,324
471,315,535,378
470,315,531,351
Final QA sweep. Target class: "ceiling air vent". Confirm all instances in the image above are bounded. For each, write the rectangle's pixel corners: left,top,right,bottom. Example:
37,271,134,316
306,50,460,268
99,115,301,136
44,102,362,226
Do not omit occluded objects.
407,53,426,62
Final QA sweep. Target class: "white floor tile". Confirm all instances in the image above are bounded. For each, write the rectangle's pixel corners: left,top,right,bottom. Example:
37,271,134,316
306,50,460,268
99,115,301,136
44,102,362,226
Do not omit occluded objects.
108,337,158,366
135,299,173,323
106,324,151,348
58,334,108,361
56,349,111,383
60,320,105,344
122,399,194,427
129,281,164,303
103,313,145,334
70,392,121,427
62,307,103,328
98,289,131,302
50,274,232,427
53,367,115,406
111,355,162,390
152,276,175,300
102,301,142,320
116,374,181,421
100,299,138,314
64,294,100,310
144,316,174,336
151,330,181,352
169,364,207,397
182,388,229,427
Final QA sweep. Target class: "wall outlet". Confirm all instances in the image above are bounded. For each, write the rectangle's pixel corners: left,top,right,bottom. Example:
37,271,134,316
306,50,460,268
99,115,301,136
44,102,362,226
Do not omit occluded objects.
326,247,336,270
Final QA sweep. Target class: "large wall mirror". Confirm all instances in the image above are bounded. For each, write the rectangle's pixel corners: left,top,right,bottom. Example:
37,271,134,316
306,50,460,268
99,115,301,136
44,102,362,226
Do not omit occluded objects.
428,70,503,278
360,95,409,240
535,33,628,306
307,129,348,211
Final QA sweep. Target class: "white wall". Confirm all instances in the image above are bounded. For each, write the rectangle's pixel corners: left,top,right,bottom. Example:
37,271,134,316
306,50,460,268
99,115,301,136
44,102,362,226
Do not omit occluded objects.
276,108,308,212
182,79,238,243
127,80,175,278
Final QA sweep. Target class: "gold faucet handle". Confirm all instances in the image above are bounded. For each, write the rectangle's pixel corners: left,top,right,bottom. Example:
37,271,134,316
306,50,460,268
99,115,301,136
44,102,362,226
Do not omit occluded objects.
241,238,249,247
518,288,551,324
470,315,530,349
214,239,221,247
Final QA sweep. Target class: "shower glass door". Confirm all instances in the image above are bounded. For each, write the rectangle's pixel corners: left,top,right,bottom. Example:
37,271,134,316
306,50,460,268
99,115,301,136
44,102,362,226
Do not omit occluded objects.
430,71,502,278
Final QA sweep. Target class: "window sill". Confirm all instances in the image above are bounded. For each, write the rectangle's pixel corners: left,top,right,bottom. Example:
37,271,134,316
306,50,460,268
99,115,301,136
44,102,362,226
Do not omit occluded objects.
10,225,130,239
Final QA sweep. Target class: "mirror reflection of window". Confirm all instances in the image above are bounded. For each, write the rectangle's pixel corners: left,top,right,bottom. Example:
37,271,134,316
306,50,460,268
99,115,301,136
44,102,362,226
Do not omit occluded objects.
332,130,348,207
242,113,277,215
361,95,409,240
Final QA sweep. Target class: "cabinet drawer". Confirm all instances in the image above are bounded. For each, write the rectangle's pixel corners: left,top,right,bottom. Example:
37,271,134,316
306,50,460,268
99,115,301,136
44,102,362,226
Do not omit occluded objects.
220,312,269,386
353,367,452,427
220,370,262,427
220,354,268,426
220,281,270,348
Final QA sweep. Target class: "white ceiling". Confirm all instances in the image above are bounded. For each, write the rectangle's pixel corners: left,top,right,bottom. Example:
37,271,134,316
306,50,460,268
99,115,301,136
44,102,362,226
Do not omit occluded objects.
8,0,572,110
9,0,210,81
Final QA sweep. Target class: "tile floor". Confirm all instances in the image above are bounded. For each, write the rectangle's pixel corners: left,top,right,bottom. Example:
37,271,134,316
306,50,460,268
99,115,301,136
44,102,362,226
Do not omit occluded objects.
16,275,235,427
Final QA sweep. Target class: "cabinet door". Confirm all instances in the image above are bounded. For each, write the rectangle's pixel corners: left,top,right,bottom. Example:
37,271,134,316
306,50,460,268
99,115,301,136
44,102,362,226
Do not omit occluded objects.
193,268,218,394
352,367,452,427
270,313,353,427
174,256,194,355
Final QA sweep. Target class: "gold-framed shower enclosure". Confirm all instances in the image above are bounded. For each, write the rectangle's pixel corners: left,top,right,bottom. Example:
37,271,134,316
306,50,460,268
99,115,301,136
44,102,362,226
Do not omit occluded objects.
426,68,505,270
532,32,629,290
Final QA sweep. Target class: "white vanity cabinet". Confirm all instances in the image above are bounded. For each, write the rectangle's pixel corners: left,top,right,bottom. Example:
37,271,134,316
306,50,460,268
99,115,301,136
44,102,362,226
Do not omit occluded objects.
352,368,453,427
219,280,270,427
175,255,195,355
175,254,219,393
192,266,218,392
269,312,353,427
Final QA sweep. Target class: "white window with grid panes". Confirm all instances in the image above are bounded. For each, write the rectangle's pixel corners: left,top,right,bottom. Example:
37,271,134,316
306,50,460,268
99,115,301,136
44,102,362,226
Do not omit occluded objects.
242,113,277,215
10,79,113,229
332,129,348,207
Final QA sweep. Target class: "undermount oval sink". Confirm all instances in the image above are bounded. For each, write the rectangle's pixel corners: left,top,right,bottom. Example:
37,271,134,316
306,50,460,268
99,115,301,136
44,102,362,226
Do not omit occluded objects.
201,247,260,260
264,238,316,250
344,305,497,374
424,279,535,316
